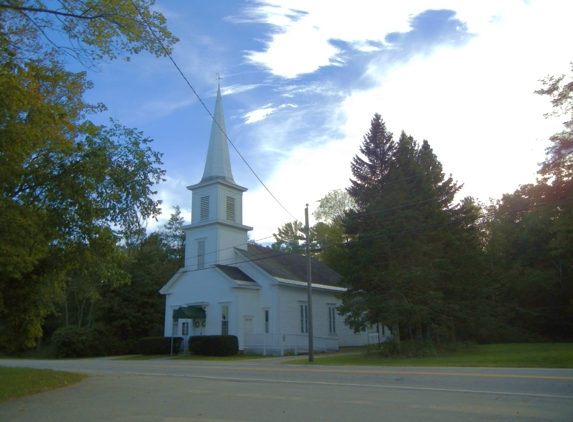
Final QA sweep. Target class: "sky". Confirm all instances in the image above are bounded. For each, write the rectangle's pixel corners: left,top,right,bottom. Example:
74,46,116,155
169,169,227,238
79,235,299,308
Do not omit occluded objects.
81,0,572,243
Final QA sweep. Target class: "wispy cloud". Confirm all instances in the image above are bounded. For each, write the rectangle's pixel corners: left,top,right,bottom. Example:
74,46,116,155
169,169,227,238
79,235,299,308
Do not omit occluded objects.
244,103,297,123
221,84,261,96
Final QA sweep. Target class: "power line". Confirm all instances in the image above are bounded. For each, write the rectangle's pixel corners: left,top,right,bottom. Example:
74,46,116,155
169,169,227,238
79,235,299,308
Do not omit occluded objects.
129,0,297,222
320,194,573,252
126,194,573,285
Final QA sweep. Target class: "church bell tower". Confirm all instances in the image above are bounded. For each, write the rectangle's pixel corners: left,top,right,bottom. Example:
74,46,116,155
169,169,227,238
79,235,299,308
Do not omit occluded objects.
184,83,252,270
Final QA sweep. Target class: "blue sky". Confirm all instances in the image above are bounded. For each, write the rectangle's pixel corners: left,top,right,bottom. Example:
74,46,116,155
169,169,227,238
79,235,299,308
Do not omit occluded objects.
81,0,572,242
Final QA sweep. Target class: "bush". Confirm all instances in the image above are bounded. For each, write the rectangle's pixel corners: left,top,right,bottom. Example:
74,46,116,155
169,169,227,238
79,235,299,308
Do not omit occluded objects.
189,335,238,356
51,326,94,358
136,337,182,355
50,325,132,358
376,340,438,358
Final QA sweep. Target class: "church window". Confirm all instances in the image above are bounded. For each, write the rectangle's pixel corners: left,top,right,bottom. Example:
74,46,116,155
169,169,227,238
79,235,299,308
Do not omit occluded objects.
300,304,308,334
226,196,235,221
221,305,229,335
197,240,205,269
264,309,269,334
328,306,336,334
200,196,209,221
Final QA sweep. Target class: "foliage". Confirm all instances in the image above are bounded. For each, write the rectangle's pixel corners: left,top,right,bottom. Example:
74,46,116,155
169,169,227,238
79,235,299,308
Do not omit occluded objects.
158,205,186,266
270,220,305,253
475,67,573,342
0,57,165,351
536,63,573,180
51,326,95,357
136,336,182,355
338,114,496,343
486,183,573,340
95,230,183,352
313,189,355,225
0,367,85,402
0,0,178,66
375,339,438,358
0,0,175,353
288,343,573,368
189,335,239,356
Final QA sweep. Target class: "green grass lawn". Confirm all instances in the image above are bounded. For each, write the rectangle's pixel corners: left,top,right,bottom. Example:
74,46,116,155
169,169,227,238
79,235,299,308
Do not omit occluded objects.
113,354,169,360
288,343,573,368
0,367,86,402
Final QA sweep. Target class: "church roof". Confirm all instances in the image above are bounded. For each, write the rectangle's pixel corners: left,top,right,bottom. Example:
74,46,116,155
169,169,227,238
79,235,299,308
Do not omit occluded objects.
200,84,235,184
237,244,342,287
215,264,258,285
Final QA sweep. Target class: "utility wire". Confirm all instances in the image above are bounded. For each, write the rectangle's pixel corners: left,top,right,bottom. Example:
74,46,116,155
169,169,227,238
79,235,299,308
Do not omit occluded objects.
121,3,571,287
125,194,573,285
129,0,297,222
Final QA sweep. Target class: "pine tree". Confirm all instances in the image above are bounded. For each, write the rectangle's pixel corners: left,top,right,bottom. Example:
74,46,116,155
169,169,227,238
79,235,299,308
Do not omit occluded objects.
338,116,476,344
347,114,395,209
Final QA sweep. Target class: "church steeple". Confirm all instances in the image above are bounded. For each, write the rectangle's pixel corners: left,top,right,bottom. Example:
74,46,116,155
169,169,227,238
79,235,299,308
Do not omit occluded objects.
201,83,235,184
184,80,252,269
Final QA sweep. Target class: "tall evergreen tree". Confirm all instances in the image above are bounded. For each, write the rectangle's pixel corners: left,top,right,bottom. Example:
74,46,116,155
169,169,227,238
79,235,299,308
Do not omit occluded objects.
347,114,395,209
338,115,491,343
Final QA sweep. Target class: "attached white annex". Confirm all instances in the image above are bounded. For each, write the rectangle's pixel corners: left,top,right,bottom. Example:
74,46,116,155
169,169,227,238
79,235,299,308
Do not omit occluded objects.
160,84,390,355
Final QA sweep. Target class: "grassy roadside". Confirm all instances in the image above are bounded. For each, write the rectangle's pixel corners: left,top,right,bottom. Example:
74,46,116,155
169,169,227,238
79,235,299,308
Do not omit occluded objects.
172,354,271,361
115,353,270,361
287,343,573,368
0,367,86,402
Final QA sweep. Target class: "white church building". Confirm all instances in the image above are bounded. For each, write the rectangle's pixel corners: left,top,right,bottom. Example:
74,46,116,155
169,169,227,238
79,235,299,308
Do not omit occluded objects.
160,84,390,355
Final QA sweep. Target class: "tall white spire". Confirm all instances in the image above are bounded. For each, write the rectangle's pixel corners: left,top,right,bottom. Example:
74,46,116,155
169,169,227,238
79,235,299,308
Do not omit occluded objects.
201,83,234,183
185,79,252,269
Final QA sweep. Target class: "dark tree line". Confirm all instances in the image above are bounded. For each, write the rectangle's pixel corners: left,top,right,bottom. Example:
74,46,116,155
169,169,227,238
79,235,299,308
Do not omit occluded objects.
316,67,573,344
273,66,573,345
335,115,493,343
42,207,185,356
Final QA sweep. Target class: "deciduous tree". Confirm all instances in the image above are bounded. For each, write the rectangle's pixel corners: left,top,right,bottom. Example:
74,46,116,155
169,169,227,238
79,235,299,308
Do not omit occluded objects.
0,1,173,350
0,0,178,66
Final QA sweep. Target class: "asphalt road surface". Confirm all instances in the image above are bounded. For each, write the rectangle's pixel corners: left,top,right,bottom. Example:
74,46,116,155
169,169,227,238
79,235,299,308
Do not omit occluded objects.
1,356,572,421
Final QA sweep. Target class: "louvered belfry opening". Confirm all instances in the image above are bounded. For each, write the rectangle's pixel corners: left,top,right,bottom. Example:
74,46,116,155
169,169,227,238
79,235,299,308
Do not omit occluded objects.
226,196,235,221
200,196,209,221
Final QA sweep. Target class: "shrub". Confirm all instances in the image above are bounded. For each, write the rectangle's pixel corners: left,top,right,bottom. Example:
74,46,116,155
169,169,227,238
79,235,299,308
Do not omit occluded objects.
376,340,438,358
50,325,134,358
189,335,239,356
136,337,182,355
51,326,94,358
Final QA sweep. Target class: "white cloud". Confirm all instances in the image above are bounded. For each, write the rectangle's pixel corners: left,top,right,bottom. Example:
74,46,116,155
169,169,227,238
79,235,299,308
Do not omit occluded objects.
244,103,297,124
238,0,572,240
150,0,573,242
222,84,261,96
244,104,277,123
241,0,516,78
246,20,340,78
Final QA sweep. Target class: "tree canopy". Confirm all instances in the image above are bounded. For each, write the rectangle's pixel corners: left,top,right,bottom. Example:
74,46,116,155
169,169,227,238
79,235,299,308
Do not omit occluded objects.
0,0,178,66
337,114,496,343
0,1,176,352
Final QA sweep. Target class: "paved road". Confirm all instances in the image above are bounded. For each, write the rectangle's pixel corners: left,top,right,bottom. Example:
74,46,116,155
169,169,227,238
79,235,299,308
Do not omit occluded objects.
1,356,572,421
